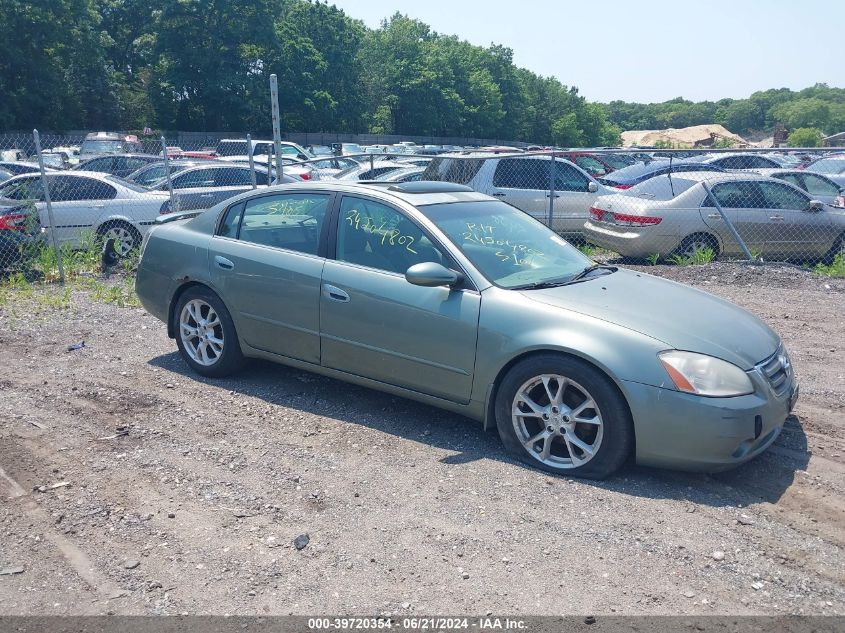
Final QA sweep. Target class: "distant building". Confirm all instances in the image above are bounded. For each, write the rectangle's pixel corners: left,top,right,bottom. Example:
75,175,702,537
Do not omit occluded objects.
823,132,845,147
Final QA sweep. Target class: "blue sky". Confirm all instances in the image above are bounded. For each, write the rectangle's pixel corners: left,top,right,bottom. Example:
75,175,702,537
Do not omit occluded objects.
328,0,844,103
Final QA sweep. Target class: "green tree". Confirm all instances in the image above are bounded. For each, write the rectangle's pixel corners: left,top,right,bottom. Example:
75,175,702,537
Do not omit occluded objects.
786,127,823,147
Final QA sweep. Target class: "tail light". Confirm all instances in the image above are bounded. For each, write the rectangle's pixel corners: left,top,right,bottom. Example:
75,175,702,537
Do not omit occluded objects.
299,172,311,180
613,184,632,189
0,213,29,231
159,201,172,215
835,195,845,208
589,207,661,226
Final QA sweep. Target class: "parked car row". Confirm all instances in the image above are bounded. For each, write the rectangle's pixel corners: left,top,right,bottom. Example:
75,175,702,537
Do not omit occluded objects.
1,144,843,267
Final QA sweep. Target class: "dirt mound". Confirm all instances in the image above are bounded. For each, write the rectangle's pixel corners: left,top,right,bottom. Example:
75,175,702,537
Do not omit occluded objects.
622,124,748,148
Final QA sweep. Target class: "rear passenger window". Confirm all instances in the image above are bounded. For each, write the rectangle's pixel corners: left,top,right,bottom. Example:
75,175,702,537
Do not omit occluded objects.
237,193,330,255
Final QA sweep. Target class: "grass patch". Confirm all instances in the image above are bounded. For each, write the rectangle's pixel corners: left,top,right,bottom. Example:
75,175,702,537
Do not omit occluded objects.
814,254,845,278
2,236,140,309
670,248,716,266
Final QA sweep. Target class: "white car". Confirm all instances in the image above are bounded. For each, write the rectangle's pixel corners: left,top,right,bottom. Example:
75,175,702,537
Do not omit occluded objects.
0,171,169,254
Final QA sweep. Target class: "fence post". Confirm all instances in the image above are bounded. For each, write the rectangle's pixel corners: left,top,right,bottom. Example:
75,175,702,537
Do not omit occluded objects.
33,129,65,283
700,181,754,261
369,153,374,175
160,136,179,213
246,133,257,189
270,74,284,184
547,152,556,229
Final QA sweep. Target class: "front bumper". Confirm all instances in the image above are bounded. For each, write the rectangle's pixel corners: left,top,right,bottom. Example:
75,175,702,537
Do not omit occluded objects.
622,372,797,472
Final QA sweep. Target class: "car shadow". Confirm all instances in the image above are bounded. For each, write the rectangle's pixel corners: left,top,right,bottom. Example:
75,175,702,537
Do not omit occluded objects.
148,352,809,508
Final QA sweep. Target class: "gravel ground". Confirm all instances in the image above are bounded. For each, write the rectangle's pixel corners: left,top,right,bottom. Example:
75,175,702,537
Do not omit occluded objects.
0,262,843,616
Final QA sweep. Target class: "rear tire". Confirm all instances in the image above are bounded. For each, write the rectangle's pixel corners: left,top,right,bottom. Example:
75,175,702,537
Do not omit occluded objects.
495,354,633,479
173,287,245,377
97,221,142,256
821,232,845,266
676,233,719,260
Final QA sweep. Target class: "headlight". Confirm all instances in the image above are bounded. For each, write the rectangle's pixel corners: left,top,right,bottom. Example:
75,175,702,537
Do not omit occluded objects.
658,351,754,397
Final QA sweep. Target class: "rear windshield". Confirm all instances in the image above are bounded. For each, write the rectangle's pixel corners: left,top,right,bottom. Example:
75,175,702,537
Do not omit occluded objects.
808,158,845,175
216,141,249,156
422,158,484,184
625,175,701,200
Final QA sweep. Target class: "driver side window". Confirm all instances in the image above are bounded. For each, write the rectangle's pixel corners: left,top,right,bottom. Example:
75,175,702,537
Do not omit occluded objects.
336,196,447,274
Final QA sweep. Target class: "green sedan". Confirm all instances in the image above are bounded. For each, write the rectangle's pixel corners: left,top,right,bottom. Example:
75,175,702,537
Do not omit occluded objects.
136,182,798,478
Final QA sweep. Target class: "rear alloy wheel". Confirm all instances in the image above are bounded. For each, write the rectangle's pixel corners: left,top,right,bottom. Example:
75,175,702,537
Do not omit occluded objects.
99,222,141,256
174,287,244,377
821,232,845,265
496,355,633,479
677,233,719,260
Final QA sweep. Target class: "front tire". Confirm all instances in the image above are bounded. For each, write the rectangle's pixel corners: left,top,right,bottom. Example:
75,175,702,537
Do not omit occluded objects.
174,287,244,377
495,354,633,479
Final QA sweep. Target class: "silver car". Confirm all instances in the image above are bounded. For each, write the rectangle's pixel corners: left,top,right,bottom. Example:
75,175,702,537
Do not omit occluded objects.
422,153,609,240
583,172,845,262
753,169,844,208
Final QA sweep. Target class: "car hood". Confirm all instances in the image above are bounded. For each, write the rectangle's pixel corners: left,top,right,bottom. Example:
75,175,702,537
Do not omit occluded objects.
521,269,779,370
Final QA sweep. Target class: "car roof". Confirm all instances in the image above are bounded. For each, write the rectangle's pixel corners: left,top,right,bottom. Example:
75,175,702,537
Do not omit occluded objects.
81,153,158,159
250,181,489,206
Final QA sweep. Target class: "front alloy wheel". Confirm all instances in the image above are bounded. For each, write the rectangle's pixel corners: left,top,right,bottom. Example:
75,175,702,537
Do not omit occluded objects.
512,374,604,469
495,354,633,479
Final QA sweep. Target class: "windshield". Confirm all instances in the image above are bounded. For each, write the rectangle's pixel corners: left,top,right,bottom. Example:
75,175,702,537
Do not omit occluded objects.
419,200,594,289
601,154,636,169
80,140,124,154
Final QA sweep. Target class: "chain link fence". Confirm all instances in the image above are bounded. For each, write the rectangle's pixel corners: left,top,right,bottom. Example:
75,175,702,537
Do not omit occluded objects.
418,149,845,269
1,131,843,281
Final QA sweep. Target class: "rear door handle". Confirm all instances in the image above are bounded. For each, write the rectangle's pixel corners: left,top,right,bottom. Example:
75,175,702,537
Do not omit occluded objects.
546,194,561,198
769,215,784,221
89,204,105,209
491,192,506,197
322,284,350,303
200,193,215,198
214,255,234,270
706,213,722,219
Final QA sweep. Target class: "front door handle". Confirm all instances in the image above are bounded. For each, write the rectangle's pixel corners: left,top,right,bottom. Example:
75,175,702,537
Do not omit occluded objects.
214,255,234,270
769,215,784,221
89,204,105,209
491,192,506,197
546,193,561,198
322,284,350,303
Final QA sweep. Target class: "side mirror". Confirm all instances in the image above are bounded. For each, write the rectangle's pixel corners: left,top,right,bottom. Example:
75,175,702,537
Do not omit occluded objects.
808,199,824,211
587,181,599,193
405,262,462,288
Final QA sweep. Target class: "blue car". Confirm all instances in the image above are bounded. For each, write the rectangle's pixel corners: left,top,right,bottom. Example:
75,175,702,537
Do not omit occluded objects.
597,161,725,189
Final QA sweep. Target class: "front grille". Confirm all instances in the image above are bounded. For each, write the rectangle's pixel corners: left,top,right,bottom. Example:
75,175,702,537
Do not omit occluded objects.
757,346,791,396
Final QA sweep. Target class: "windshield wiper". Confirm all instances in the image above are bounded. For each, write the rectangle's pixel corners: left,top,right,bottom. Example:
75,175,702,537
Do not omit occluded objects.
566,263,617,283
511,265,617,291
511,279,571,290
